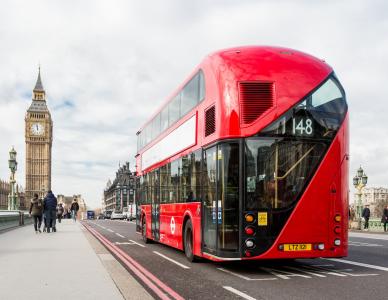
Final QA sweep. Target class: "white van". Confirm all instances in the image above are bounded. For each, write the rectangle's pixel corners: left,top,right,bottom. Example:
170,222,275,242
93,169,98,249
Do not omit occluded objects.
125,203,136,221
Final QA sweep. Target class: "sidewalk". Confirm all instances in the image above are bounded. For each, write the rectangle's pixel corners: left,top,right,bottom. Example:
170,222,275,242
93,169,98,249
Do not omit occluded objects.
0,219,125,300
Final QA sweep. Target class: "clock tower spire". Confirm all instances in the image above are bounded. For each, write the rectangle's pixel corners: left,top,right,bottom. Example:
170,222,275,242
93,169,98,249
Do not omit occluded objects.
25,68,53,200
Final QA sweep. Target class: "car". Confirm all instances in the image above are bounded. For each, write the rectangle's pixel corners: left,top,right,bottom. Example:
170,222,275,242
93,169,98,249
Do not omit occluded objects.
125,204,136,221
97,214,104,220
103,210,113,219
111,211,125,220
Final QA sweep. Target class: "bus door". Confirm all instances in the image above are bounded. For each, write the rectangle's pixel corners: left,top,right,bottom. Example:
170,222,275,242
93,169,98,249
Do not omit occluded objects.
202,147,217,253
151,170,160,241
202,143,240,257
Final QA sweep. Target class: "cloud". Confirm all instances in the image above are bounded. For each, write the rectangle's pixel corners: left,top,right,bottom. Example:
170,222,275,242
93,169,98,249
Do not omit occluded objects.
0,0,387,207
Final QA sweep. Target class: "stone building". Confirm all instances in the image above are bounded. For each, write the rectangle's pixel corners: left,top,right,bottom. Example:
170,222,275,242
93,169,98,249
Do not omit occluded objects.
354,187,388,217
0,180,10,210
0,180,27,211
104,162,135,212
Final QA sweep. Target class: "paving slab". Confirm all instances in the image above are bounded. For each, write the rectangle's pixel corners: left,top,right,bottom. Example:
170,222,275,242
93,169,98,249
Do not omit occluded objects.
0,219,124,300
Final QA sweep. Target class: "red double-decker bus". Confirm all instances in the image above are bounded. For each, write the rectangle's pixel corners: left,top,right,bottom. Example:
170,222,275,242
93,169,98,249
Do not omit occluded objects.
135,46,348,262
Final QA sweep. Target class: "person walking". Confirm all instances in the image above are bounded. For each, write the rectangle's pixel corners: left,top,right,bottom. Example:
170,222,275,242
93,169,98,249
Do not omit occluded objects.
43,190,58,233
57,203,64,223
29,193,43,233
382,205,388,232
362,204,371,230
70,198,80,222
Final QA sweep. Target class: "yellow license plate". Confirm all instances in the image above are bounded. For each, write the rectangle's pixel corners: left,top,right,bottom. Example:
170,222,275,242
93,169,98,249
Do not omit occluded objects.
284,244,312,251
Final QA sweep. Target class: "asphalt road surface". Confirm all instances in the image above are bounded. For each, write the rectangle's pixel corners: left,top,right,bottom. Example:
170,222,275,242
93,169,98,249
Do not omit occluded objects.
85,219,388,300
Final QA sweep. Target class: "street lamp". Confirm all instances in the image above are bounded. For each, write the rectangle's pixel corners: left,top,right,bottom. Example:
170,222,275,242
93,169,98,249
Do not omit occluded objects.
8,147,19,210
353,166,368,230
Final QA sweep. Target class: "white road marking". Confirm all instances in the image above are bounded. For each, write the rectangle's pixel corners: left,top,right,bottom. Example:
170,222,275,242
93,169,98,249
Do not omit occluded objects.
349,232,388,241
115,233,125,238
326,258,388,272
115,242,133,245
128,239,146,248
153,251,190,269
284,266,326,278
223,286,256,300
107,229,114,233
260,267,311,279
348,241,383,247
218,268,277,281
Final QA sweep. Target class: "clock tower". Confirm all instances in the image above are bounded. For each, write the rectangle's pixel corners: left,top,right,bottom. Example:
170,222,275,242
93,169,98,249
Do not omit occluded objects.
25,68,53,200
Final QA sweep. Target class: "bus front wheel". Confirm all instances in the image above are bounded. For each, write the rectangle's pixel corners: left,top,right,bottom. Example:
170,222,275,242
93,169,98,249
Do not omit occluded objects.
184,219,196,262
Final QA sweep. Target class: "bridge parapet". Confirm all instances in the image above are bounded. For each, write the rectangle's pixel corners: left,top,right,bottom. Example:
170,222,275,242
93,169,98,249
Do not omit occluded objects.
0,210,32,231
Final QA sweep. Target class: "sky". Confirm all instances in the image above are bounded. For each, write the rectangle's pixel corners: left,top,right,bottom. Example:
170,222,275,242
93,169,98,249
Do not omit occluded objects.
0,0,387,208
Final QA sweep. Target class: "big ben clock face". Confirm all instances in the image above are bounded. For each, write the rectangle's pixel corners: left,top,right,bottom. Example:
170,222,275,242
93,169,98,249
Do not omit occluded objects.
30,123,45,135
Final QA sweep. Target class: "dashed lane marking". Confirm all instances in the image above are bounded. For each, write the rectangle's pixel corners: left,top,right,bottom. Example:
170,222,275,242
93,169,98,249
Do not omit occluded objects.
223,286,256,300
116,233,125,238
153,251,190,269
107,229,114,233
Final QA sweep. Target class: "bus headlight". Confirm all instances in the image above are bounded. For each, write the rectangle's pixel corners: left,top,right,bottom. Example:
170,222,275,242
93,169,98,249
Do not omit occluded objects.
245,239,255,248
317,243,325,250
334,239,341,246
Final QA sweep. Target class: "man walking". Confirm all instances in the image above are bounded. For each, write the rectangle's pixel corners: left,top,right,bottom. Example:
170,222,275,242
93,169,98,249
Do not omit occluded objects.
29,193,43,233
362,204,371,230
70,198,80,222
382,205,388,232
43,190,58,233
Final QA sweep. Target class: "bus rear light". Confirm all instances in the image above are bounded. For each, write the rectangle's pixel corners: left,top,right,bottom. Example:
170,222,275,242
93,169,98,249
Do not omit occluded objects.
245,250,252,257
245,226,255,235
334,226,341,234
334,239,341,246
245,239,255,248
334,214,341,222
245,214,254,223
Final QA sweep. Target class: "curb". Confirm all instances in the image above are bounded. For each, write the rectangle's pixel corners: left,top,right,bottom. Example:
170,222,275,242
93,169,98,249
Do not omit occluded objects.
82,223,184,300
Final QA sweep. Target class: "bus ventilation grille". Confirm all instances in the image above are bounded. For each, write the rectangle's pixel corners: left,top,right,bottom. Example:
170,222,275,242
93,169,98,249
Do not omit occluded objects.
205,105,215,136
239,81,274,125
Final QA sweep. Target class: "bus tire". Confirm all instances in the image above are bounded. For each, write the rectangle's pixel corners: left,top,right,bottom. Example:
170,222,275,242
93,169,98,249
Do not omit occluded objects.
184,219,196,262
142,217,151,244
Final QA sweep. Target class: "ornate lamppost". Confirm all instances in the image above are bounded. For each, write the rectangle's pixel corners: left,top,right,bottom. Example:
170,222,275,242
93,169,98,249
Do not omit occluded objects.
7,147,19,210
353,166,368,230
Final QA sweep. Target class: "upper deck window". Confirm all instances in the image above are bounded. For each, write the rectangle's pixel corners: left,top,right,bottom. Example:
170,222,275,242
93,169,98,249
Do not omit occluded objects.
169,94,181,126
137,70,206,152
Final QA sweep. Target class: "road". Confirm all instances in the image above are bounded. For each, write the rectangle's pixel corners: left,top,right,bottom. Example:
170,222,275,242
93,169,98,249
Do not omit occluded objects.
85,219,388,300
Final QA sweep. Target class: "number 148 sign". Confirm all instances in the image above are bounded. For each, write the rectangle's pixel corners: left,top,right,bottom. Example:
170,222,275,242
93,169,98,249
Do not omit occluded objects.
292,117,313,136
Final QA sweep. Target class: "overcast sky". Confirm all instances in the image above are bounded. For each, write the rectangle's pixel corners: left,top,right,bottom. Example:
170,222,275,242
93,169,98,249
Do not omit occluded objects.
0,0,387,208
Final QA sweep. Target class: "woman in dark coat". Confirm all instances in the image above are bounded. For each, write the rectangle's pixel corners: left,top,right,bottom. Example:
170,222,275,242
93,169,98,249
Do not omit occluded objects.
29,193,43,233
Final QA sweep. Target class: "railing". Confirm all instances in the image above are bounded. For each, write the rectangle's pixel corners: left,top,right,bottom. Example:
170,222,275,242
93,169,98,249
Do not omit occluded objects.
350,218,386,232
0,211,33,232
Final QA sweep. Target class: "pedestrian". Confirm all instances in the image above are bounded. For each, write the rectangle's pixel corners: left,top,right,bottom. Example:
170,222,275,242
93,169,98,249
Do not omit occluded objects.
362,204,371,230
70,198,80,222
57,203,64,223
382,205,388,232
43,190,58,233
29,193,43,233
